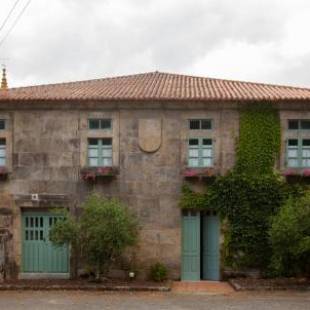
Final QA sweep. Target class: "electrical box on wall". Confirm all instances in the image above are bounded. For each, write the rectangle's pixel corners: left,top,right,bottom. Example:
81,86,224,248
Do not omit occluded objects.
31,194,39,201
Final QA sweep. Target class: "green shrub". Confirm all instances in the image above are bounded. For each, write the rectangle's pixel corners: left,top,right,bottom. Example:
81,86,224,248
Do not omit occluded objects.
150,262,168,282
50,193,139,279
269,193,310,277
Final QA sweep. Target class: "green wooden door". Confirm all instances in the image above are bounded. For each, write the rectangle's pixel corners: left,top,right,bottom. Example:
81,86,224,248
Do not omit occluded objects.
202,212,220,280
181,211,201,281
22,213,69,273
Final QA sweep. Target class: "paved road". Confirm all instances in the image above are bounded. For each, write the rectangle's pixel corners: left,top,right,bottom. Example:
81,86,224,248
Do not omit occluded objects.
0,291,309,310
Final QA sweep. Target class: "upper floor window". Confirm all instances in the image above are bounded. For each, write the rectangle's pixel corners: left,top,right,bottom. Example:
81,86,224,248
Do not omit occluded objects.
0,139,6,166
189,119,212,130
287,138,310,168
0,120,5,130
188,138,213,167
288,119,310,130
88,138,112,167
88,119,112,130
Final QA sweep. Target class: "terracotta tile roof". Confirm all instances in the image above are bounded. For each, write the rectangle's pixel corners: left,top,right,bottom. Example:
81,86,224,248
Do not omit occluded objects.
1,71,310,102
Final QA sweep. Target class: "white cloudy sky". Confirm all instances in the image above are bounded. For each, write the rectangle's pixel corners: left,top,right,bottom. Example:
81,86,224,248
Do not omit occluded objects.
0,0,310,88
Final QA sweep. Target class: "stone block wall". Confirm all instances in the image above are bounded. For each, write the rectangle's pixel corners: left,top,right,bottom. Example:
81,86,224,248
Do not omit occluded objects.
0,106,239,279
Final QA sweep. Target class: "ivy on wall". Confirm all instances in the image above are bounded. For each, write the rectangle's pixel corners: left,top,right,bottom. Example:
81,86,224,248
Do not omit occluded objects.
235,105,281,175
179,184,207,210
179,104,296,270
210,173,286,268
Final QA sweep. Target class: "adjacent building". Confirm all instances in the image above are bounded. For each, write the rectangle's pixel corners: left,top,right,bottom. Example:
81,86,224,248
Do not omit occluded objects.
0,70,310,280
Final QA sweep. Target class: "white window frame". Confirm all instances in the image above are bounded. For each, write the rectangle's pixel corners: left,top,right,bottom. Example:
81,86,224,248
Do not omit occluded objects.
88,138,112,167
188,138,213,168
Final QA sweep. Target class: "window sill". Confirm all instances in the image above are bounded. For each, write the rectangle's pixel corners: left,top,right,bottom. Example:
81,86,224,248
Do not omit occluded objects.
182,167,217,178
80,166,118,181
0,166,9,181
282,168,310,177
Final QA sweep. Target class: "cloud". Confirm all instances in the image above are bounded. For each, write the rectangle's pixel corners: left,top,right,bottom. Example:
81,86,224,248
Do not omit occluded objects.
0,0,309,88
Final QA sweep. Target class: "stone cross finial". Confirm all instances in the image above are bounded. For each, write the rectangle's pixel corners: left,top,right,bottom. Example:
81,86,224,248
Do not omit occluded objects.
1,67,8,90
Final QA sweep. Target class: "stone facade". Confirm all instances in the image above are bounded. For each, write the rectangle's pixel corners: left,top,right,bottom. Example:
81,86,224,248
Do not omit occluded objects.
0,100,307,280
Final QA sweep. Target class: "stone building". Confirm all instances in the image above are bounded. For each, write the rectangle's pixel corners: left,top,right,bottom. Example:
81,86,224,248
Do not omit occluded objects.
0,70,310,280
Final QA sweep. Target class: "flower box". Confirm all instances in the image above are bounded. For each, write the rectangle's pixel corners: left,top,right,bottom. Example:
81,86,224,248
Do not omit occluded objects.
282,168,310,177
182,167,217,178
80,167,118,181
302,168,310,177
282,168,300,177
0,167,9,180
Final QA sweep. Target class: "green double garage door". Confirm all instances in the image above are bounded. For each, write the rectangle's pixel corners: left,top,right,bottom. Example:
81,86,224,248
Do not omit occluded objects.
22,212,69,273
181,210,220,281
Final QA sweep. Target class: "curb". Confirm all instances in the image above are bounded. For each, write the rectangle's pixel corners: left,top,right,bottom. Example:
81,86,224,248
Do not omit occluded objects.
227,279,310,291
228,279,241,291
0,284,171,292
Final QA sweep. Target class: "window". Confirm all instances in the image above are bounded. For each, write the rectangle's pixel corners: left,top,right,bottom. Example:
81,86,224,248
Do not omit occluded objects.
88,138,112,167
188,138,213,167
288,119,310,130
287,120,310,168
287,139,310,168
88,119,112,130
301,120,310,130
189,119,212,130
0,139,6,166
0,120,5,130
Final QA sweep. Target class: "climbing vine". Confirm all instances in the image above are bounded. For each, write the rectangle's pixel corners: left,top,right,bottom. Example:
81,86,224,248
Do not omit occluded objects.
235,105,281,175
180,104,299,270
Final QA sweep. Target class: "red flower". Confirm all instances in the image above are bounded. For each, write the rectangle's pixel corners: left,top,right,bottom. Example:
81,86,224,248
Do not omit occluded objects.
303,169,310,177
0,167,8,175
182,167,216,178
80,167,117,181
282,168,299,176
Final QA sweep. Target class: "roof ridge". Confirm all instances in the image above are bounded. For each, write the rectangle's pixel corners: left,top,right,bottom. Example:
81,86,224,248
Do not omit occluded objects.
6,71,310,92
1,71,310,103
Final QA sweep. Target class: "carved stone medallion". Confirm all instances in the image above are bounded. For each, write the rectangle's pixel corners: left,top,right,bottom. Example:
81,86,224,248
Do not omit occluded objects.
138,118,162,153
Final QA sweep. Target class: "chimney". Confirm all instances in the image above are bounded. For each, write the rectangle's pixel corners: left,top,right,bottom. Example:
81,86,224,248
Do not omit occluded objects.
1,67,8,90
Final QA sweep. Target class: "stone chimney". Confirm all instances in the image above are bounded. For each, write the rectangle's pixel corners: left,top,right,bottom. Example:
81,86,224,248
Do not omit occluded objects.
1,67,8,90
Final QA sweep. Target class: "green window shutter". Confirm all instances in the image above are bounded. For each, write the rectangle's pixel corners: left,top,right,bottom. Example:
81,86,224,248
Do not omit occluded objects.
201,138,213,167
188,138,213,168
188,139,199,167
88,138,112,167
101,138,112,167
301,139,310,167
88,138,100,167
287,138,310,168
287,120,310,168
0,138,6,166
287,139,299,168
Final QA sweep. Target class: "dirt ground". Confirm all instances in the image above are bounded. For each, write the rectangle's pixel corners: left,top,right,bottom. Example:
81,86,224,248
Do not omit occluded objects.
0,290,309,310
